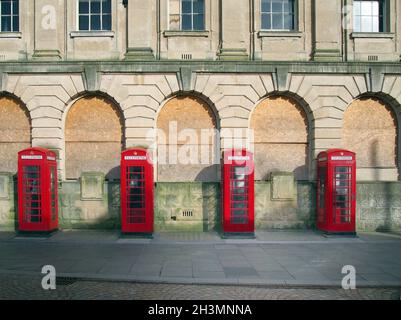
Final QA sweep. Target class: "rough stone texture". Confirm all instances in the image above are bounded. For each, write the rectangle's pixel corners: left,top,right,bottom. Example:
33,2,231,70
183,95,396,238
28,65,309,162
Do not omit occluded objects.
155,182,220,232
0,96,31,173
251,96,309,180
157,96,219,182
80,173,105,200
65,96,123,180
255,181,315,229
0,173,16,230
271,172,297,200
343,97,397,168
2,180,401,232
59,180,120,229
357,182,401,232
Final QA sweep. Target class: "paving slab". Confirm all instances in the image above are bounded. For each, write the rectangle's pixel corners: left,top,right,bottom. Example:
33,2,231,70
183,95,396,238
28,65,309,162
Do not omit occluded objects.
0,230,400,288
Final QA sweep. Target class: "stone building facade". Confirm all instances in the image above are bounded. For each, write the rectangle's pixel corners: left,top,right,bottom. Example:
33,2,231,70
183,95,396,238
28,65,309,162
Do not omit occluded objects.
0,0,400,232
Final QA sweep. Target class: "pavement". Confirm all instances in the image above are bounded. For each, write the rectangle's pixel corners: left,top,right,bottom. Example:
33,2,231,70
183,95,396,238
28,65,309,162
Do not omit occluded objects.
0,230,400,289
0,274,399,300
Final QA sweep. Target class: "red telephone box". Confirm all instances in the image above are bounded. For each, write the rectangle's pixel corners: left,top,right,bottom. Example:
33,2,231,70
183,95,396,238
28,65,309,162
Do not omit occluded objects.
222,149,255,236
317,149,356,235
18,148,58,233
121,149,154,235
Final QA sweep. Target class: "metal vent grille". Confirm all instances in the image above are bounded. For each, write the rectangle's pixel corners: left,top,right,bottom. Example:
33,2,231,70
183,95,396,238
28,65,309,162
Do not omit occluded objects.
182,210,193,217
368,55,379,61
181,53,193,60
56,277,79,286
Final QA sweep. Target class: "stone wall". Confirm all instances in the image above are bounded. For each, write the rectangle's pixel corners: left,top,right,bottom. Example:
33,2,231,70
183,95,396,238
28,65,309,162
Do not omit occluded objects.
0,0,400,62
1,177,400,233
0,96,31,173
357,182,401,232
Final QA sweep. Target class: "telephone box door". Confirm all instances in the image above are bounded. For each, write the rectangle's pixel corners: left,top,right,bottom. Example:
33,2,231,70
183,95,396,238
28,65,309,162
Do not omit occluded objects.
331,164,356,232
317,149,356,234
121,149,154,234
18,148,58,233
222,149,255,234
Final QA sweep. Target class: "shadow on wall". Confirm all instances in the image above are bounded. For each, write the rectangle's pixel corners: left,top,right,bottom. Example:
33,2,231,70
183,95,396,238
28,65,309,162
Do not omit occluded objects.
13,174,18,231
194,164,220,182
196,165,221,232
369,139,393,232
106,166,120,181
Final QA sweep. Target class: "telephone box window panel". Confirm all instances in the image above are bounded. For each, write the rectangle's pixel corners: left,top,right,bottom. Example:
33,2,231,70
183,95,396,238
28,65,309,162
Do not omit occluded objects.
317,149,356,235
222,149,255,235
18,148,59,233
120,149,154,235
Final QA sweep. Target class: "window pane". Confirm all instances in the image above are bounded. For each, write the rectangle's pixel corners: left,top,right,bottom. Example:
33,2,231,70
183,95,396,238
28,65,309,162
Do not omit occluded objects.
193,13,204,30
79,0,89,14
193,0,204,14
361,16,372,32
182,0,192,14
181,14,191,30
353,15,361,31
261,0,271,13
284,14,294,30
272,1,282,13
91,0,101,14
261,13,271,29
283,0,293,13
13,0,18,14
361,1,372,15
91,14,101,30
372,16,379,32
372,1,379,16
102,14,111,30
12,14,18,31
1,16,11,31
353,1,361,15
272,12,283,29
1,1,11,15
79,15,89,30
102,0,111,14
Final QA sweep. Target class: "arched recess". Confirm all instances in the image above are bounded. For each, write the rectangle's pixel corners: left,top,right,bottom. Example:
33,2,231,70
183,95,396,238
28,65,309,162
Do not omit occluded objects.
156,94,219,182
65,95,124,180
0,94,31,173
250,95,310,180
343,96,399,180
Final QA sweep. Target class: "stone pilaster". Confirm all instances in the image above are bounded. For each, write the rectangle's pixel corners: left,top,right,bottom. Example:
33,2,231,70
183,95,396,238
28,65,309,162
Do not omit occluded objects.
312,0,343,61
125,0,156,60
218,0,249,60
32,0,64,60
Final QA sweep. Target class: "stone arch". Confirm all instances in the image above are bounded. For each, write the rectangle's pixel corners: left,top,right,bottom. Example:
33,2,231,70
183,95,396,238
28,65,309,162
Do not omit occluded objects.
250,94,310,180
65,94,124,180
156,94,219,182
0,94,31,173
343,95,399,180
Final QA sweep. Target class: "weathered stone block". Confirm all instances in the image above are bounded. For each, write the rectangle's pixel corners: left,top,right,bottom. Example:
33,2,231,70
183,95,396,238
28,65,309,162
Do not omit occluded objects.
271,172,297,201
80,172,105,200
0,173,11,199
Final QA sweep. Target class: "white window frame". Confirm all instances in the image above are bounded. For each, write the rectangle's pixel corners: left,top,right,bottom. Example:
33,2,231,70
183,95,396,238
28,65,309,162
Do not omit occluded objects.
180,0,205,31
168,0,205,31
353,0,387,33
77,0,112,31
260,0,297,31
0,0,19,32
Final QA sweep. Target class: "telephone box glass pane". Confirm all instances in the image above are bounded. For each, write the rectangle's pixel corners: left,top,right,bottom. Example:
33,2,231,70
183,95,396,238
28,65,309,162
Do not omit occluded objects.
50,166,56,221
23,166,42,223
230,166,249,224
126,166,145,224
334,166,351,223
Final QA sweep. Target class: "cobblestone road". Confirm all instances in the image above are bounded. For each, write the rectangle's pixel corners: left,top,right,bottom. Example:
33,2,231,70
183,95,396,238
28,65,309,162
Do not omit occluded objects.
0,274,399,300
